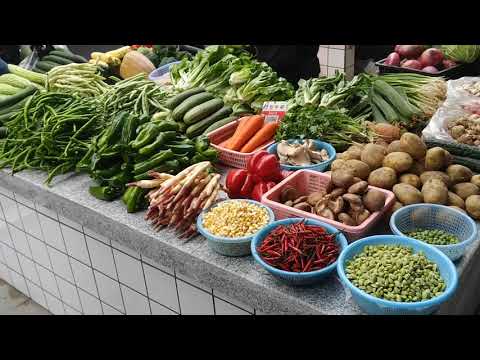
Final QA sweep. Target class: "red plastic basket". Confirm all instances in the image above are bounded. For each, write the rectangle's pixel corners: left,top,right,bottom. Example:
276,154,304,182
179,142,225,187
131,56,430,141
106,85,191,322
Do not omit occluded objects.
207,120,274,169
261,169,396,241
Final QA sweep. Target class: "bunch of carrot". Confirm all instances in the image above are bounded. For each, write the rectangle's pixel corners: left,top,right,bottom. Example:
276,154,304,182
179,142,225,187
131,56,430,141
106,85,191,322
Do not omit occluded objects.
219,115,279,153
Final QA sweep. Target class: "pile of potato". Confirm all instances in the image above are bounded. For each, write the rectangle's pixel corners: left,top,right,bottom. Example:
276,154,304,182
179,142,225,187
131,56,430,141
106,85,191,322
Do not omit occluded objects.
447,113,480,146
329,132,480,220
278,178,386,227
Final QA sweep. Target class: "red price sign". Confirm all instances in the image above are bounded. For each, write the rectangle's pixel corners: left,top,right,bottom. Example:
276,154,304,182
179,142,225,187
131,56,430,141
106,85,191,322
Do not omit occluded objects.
261,101,288,123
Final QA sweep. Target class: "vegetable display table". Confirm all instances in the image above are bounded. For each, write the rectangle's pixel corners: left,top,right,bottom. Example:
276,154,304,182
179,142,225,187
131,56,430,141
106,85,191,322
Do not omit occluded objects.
0,169,479,315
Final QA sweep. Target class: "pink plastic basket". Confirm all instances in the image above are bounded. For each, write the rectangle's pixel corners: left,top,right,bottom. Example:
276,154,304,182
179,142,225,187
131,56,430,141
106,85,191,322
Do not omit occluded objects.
261,169,396,241
208,120,274,169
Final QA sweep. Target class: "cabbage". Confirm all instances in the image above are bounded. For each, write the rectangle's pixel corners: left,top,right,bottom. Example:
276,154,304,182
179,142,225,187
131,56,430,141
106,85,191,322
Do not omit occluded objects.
441,45,480,64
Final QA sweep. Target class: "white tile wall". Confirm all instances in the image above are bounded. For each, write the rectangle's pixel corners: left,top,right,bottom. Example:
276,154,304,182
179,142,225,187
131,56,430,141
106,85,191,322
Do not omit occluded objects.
0,190,259,315
318,45,356,80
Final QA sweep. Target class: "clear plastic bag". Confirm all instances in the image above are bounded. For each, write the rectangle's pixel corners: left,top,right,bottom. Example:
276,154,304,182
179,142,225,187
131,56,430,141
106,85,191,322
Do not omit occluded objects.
446,76,480,101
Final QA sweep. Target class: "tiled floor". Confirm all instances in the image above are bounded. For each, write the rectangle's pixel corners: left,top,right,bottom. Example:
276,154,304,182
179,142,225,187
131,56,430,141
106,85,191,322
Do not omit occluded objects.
0,278,50,315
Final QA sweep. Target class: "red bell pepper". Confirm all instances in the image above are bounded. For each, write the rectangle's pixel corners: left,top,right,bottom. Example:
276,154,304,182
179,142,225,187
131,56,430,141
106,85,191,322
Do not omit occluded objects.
251,181,277,202
247,151,282,181
226,169,249,198
240,173,255,198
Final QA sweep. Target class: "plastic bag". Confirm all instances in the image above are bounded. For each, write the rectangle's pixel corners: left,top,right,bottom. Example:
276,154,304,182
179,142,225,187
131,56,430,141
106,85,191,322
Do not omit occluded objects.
446,76,480,101
18,45,72,69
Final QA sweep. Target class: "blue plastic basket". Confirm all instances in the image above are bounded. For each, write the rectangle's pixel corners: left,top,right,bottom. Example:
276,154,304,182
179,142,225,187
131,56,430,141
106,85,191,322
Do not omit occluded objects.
267,140,336,173
251,218,348,286
148,61,181,82
197,200,275,257
337,235,458,315
390,204,478,261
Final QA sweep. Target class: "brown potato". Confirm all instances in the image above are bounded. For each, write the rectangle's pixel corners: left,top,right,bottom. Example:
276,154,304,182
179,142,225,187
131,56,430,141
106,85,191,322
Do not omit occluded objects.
344,159,371,180
331,159,346,171
465,195,480,219
386,201,403,218
331,169,355,189
420,171,451,187
453,182,480,200
393,183,424,205
337,151,360,161
362,190,386,212
382,152,413,173
387,140,406,154
368,167,397,189
448,192,465,209
446,164,473,184
399,132,427,160
360,144,386,170
471,175,480,187
348,181,369,194
425,147,450,171
399,173,421,189
422,178,448,204
408,159,426,176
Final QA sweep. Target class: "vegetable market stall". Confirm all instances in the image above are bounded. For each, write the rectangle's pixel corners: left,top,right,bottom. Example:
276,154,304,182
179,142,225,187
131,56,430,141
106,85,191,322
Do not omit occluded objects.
1,168,479,315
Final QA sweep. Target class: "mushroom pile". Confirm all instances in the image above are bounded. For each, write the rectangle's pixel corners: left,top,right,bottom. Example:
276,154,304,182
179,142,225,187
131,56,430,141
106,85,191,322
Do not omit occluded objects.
448,113,480,146
278,177,387,226
276,140,329,166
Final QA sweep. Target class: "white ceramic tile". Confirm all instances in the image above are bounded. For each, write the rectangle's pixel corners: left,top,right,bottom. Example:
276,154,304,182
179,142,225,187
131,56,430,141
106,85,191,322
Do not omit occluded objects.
94,270,124,313
317,46,329,65
70,257,97,296
150,300,177,315
345,65,355,80
28,234,51,270
8,224,31,258
0,194,22,229
330,45,346,50
2,244,21,273
86,236,117,279
84,228,110,245
114,249,146,295
0,262,12,283
26,279,47,308
175,272,211,293
102,302,123,315
121,285,151,315
213,290,254,313
345,47,355,68
39,214,66,252
144,263,179,312
0,185,14,199
18,204,43,240
18,253,40,285
56,276,81,312
61,224,90,265
328,48,345,68
14,194,35,209
48,246,74,283
58,215,83,232
44,292,64,315
10,270,29,297
35,204,58,220
320,64,328,76
64,304,81,315
37,266,59,298
112,240,140,259
141,255,174,275
328,67,344,77
177,280,214,315
0,219,13,247
79,288,102,315
214,298,250,315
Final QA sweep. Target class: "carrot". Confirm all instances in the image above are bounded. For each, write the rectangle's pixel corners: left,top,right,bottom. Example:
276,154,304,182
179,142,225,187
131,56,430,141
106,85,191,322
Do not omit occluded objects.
223,116,251,149
240,121,279,153
218,139,230,148
226,115,265,151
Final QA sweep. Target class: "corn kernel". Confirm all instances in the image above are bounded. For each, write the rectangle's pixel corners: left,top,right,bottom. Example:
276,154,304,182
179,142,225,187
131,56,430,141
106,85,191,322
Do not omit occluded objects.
202,200,269,238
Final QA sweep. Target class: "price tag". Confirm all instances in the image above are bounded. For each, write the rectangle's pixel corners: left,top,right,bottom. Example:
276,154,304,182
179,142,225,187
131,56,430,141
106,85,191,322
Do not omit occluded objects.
261,101,288,123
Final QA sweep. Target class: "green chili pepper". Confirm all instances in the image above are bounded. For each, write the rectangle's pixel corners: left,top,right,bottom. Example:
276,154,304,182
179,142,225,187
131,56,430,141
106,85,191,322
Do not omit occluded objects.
89,186,123,201
105,170,131,188
137,114,150,126
121,115,138,145
200,147,218,161
122,186,136,205
93,163,123,179
194,135,210,153
97,112,129,149
133,160,181,181
130,123,162,150
138,131,177,156
133,149,175,175
126,186,148,213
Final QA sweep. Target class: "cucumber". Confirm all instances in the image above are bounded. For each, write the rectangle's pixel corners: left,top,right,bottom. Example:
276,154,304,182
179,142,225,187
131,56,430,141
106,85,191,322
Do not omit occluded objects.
425,139,480,160
166,88,205,110
0,87,36,110
451,155,480,173
177,121,187,133
373,80,415,119
42,55,73,65
35,61,59,72
48,50,87,63
172,92,214,122
203,116,238,135
186,106,232,138
168,144,195,155
371,103,387,123
184,98,225,125
371,90,399,122
0,111,19,123
32,66,46,74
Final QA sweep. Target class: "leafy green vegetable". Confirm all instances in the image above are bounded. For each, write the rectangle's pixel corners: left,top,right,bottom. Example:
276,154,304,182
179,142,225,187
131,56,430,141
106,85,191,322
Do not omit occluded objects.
276,104,373,151
441,45,480,64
